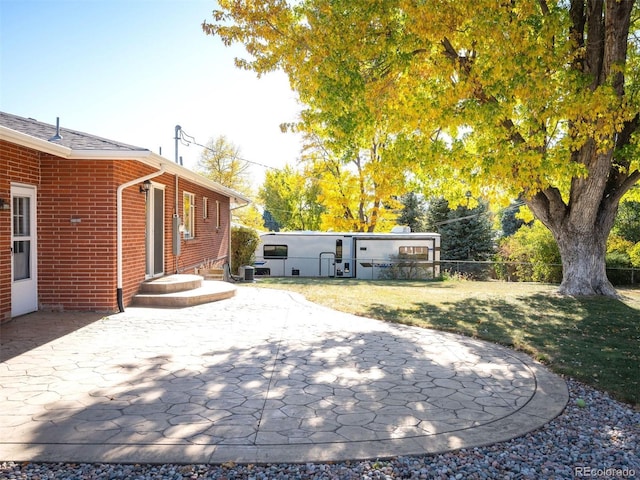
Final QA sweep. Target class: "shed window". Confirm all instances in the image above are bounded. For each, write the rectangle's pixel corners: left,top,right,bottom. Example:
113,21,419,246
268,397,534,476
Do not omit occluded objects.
264,244,288,258
399,246,429,259
336,239,343,262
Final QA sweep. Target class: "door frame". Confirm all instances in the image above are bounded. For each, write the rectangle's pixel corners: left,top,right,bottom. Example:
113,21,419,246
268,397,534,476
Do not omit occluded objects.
319,251,335,277
145,183,165,278
11,183,38,317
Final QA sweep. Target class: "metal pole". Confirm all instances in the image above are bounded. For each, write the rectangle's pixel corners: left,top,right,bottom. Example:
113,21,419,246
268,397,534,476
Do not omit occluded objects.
174,125,181,164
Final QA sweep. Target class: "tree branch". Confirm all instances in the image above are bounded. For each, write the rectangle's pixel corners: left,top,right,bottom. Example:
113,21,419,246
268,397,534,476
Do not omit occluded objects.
527,188,568,230
585,0,605,87
538,0,550,15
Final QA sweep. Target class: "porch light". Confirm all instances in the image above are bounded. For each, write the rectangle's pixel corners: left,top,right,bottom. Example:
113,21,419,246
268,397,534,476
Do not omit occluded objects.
0,199,9,211
139,180,151,194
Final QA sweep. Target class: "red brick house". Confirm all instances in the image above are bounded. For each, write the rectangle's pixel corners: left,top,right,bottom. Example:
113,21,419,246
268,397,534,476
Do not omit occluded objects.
0,112,250,322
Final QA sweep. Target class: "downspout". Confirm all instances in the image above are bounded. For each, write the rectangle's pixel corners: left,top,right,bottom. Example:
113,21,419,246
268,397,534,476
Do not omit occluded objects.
116,165,166,312
228,200,233,278
174,127,181,274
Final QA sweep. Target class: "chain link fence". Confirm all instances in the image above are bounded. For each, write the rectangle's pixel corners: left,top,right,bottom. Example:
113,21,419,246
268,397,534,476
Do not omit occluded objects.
440,259,640,286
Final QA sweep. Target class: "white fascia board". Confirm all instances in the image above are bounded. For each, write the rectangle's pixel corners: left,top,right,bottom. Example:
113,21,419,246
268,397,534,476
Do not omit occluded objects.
68,149,153,160
1,125,250,207
120,152,251,208
0,125,72,157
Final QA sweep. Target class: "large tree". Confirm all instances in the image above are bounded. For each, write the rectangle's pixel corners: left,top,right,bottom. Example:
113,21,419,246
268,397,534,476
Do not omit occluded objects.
302,133,406,232
204,0,639,296
197,135,259,227
259,164,324,230
197,135,252,196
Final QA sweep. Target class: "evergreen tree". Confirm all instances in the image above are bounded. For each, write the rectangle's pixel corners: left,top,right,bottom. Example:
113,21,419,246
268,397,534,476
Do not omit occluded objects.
262,210,281,232
425,197,495,278
498,200,531,237
397,192,428,232
424,197,450,232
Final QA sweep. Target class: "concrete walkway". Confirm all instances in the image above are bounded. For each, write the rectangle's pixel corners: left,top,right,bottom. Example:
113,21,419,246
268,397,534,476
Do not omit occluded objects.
0,287,568,464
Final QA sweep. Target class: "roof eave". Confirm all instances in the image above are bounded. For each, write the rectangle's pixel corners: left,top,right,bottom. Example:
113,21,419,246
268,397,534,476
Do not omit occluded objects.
136,153,251,208
0,125,71,157
0,125,250,207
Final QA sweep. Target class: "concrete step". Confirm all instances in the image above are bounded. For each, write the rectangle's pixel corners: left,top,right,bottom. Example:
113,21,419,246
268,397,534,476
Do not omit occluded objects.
133,279,237,308
197,268,225,280
139,274,202,294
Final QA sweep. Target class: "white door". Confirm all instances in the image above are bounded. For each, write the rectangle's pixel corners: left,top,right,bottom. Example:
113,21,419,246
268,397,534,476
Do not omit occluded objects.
146,185,165,278
319,252,335,277
11,185,37,317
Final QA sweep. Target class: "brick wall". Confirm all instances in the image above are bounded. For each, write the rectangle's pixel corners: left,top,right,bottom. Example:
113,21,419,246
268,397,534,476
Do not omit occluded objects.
1,139,233,320
115,168,230,307
175,177,230,274
114,161,152,309
39,154,119,311
0,140,41,322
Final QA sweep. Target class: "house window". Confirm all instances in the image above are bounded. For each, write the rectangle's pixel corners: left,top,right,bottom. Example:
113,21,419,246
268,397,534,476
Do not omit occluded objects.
203,197,209,219
216,200,221,229
183,192,195,239
264,244,288,259
399,246,429,259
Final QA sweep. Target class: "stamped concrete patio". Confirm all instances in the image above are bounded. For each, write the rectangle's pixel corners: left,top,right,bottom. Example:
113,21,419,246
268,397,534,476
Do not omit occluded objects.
0,286,568,464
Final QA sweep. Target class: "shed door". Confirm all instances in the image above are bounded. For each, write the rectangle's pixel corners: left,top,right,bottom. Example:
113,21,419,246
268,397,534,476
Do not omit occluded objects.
11,185,38,317
319,252,335,277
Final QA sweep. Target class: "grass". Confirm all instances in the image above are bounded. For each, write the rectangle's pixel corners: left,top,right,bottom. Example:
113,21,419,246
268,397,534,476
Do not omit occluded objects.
247,278,640,407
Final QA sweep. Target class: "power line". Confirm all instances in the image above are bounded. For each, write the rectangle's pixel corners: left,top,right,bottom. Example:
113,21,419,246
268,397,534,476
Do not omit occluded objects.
177,128,277,171
432,201,527,227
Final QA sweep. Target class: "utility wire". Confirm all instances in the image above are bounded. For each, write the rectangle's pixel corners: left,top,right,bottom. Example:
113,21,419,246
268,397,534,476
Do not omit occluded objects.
178,128,277,170
432,201,527,227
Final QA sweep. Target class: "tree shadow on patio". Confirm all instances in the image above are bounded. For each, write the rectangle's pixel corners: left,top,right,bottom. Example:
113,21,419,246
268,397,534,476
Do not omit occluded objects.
0,292,559,463
0,311,105,362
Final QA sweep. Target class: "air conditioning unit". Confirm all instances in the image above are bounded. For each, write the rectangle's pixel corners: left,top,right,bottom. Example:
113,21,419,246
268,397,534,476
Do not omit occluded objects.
238,265,255,282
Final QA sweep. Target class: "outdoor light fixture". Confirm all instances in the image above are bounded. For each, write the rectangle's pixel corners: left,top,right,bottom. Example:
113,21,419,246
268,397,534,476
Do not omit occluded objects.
139,180,151,194
0,199,9,211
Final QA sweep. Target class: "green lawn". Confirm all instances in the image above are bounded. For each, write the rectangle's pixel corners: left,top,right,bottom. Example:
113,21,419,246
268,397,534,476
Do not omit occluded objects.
247,278,640,406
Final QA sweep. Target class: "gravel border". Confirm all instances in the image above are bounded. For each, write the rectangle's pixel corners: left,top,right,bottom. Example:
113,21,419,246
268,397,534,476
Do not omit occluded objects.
2,379,638,480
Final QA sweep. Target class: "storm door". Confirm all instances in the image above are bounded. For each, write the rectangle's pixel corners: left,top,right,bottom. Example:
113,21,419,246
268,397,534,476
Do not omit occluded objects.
146,185,165,278
11,184,37,317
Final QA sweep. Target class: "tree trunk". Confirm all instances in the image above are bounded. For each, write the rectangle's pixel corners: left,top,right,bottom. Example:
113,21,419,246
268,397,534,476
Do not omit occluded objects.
553,224,618,297
528,184,620,298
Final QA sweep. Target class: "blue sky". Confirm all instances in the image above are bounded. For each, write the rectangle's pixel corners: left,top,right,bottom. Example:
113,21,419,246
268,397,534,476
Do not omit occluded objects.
0,0,302,181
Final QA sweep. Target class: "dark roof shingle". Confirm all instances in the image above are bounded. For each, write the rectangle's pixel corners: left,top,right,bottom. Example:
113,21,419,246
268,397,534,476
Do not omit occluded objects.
0,111,149,152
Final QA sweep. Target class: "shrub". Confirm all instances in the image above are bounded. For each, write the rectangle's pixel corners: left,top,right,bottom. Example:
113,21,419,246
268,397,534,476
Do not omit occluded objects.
441,261,493,280
605,251,633,286
605,234,637,285
630,242,640,268
231,226,260,275
496,221,562,283
379,255,435,280
607,234,634,255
